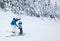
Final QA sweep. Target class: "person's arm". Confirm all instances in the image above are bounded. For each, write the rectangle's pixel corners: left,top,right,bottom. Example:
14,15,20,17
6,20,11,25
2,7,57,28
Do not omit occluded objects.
15,24,18,27
16,18,21,21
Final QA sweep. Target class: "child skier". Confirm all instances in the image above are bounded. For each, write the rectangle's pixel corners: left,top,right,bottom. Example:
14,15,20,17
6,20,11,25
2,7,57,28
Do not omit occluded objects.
10,18,21,33
18,21,23,34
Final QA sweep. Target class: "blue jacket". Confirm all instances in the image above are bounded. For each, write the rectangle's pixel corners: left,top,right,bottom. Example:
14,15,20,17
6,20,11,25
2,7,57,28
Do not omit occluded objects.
18,24,22,28
18,22,22,28
10,18,20,26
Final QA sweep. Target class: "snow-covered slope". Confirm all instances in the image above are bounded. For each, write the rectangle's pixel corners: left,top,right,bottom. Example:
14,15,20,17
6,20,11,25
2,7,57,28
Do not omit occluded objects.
0,9,60,41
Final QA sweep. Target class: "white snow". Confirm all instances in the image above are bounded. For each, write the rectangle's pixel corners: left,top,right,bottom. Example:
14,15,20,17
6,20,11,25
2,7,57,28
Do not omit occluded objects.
0,8,60,41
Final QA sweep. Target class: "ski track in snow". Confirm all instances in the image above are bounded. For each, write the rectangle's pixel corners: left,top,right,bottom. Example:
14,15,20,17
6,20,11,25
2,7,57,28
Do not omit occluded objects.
0,9,60,41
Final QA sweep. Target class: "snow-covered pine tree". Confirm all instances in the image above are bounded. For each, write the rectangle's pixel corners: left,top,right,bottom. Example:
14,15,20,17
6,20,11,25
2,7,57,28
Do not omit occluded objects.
0,0,60,19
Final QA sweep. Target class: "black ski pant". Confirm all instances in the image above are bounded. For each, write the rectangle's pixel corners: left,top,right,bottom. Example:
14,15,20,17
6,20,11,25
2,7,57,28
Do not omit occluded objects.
19,27,23,34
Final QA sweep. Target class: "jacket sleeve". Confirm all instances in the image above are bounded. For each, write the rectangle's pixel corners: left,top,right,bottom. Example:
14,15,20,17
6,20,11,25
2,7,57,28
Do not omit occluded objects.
16,18,21,21
15,24,18,27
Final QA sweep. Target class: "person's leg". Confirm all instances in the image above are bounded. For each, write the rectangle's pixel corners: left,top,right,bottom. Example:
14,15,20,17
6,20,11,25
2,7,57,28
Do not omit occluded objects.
11,25,16,33
19,27,23,34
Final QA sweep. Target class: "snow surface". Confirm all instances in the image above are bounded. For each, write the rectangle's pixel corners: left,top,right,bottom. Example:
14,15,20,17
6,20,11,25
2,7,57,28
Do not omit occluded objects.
0,9,60,41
